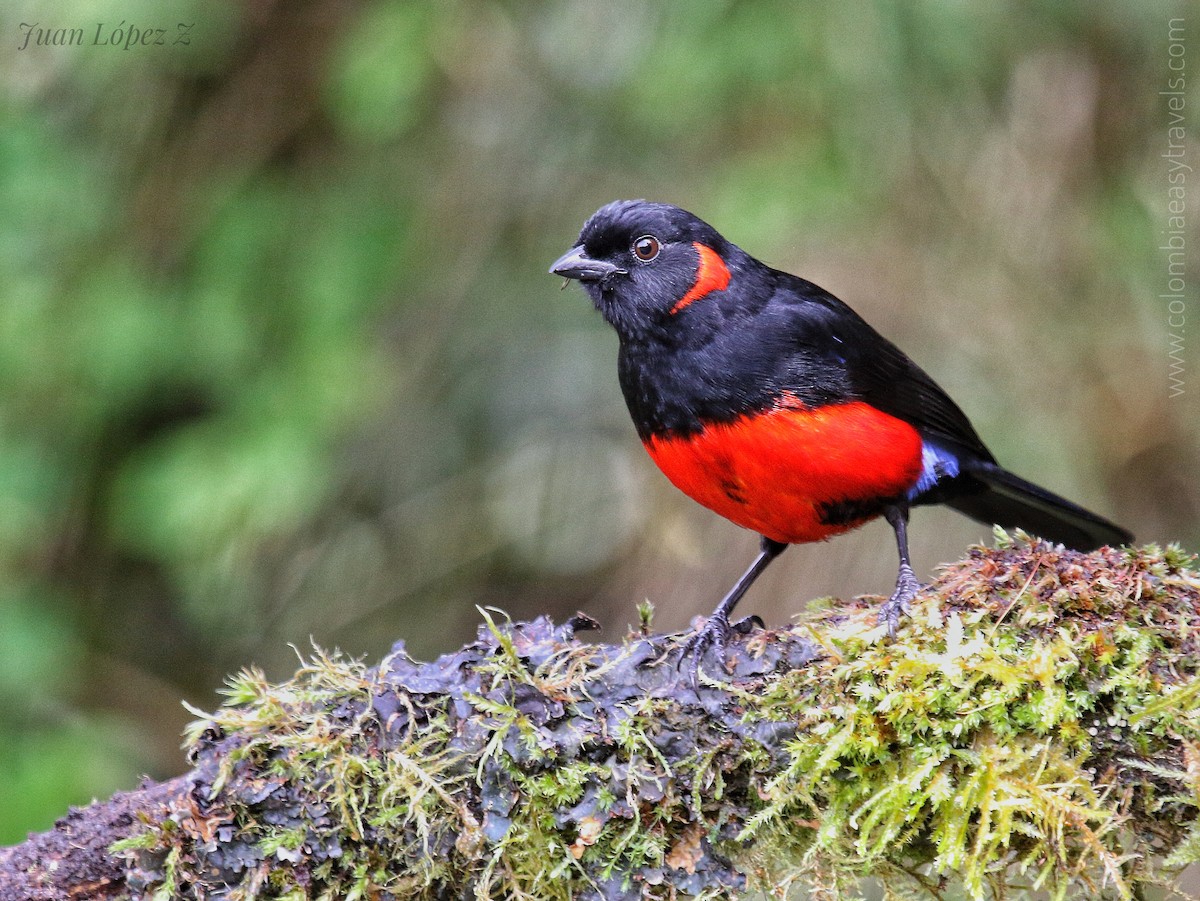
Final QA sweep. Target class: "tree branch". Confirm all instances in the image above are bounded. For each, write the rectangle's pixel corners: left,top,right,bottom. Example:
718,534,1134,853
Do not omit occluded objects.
3,536,1199,900
0,777,187,901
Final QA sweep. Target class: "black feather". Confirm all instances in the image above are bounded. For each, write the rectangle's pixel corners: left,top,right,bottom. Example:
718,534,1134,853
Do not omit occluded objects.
556,200,1132,552
946,461,1133,551
771,274,994,461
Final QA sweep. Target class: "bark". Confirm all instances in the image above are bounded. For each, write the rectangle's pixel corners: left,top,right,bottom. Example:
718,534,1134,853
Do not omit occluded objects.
2,538,1198,900
0,777,187,901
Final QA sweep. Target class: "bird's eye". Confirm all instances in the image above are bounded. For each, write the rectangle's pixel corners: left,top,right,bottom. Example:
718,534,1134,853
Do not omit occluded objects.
632,235,660,262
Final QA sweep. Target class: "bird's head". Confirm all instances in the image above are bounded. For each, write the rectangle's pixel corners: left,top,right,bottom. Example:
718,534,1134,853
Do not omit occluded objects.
550,200,737,340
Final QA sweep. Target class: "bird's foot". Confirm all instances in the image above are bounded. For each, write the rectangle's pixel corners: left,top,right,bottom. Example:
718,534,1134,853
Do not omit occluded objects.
677,612,760,691
678,611,730,691
877,563,920,638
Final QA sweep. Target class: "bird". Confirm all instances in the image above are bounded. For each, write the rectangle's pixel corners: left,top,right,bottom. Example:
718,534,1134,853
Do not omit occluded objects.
550,200,1131,676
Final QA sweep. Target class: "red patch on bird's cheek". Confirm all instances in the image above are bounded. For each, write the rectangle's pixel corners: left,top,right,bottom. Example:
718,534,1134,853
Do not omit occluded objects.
669,243,731,315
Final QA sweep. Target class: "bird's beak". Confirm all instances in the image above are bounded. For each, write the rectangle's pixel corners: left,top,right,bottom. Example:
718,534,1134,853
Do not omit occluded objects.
549,246,626,282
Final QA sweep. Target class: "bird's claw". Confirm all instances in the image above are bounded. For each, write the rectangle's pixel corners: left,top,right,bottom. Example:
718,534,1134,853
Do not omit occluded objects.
877,563,920,638
677,612,734,692
676,613,765,690
731,614,763,635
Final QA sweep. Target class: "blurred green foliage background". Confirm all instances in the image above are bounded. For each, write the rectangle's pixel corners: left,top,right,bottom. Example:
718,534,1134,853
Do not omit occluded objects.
0,0,1193,844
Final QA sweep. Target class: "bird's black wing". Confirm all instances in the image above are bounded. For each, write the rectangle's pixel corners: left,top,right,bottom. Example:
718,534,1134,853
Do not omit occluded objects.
773,273,994,461
771,273,1132,549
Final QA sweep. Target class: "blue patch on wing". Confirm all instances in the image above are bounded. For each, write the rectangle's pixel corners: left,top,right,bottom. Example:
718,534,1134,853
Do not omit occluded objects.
908,440,961,499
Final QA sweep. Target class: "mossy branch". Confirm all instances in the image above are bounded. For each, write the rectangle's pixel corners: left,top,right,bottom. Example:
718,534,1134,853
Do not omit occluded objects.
3,534,1199,901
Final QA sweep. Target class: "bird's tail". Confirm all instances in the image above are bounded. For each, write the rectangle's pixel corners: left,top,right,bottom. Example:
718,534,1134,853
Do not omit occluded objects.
947,461,1132,551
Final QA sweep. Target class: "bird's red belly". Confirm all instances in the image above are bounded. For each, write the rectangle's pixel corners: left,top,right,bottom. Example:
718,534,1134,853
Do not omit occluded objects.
642,401,923,544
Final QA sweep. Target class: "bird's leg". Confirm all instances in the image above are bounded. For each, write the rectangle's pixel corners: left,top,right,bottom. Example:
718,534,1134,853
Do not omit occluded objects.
680,536,786,689
878,504,921,636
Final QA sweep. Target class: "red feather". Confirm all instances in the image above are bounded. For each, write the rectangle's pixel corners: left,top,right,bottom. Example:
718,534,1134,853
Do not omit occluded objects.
643,400,923,544
669,243,731,315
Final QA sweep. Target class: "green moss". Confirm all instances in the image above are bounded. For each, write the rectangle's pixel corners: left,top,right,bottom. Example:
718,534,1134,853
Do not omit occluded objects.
738,536,1200,899
120,536,1200,900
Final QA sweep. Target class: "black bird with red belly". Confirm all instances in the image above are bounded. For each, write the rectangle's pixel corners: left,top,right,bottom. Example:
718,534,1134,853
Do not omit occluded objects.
550,200,1131,676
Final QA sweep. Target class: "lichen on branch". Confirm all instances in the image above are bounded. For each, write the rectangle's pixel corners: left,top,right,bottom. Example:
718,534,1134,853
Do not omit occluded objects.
117,534,1200,900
